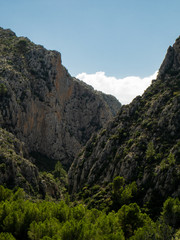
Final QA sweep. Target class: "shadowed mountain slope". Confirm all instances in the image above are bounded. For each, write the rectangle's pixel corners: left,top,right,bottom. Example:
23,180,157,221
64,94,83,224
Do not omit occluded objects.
69,37,180,211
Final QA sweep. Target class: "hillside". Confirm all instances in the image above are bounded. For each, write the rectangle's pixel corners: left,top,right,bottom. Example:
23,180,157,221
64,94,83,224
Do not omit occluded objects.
0,27,121,171
69,37,180,215
0,127,67,198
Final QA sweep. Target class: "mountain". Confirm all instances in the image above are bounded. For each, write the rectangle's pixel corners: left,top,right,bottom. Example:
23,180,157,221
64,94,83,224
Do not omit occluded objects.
68,36,180,213
0,27,180,240
0,27,121,172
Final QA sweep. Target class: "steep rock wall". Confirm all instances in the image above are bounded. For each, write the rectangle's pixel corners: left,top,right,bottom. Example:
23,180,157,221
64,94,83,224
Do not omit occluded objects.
0,28,121,169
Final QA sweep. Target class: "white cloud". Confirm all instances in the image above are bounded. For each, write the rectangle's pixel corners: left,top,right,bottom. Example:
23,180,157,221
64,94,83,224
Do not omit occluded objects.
76,71,158,105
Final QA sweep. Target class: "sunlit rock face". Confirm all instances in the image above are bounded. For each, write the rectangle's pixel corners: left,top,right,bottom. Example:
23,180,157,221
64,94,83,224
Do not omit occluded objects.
0,27,121,169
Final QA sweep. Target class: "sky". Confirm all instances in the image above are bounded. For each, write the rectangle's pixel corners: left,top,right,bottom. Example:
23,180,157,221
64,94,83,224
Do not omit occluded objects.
1,0,180,104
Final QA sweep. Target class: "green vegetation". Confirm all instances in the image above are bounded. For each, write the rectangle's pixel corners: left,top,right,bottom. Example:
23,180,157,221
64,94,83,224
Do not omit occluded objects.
1,27,180,240
159,153,176,170
76,177,138,212
145,141,155,162
112,177,137,210
0,185,179,240
0,83,8,96
16,38,28,53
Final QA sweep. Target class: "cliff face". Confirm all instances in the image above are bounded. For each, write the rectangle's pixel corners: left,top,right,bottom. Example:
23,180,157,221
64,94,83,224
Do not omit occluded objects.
0,28,121,169
68,37,180,207
0,128,65,198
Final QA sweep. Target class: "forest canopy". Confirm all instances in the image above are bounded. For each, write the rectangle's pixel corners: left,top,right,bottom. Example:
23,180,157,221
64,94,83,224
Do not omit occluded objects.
0,185,179,240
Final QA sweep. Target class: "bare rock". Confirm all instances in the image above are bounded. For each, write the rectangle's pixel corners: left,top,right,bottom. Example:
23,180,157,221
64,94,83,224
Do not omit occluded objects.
0,27,121,170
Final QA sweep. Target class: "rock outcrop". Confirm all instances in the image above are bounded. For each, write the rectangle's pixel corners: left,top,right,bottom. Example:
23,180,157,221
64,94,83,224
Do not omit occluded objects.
158,36,180,79
0,27,121,170
68,37,180,209
0,128,64,198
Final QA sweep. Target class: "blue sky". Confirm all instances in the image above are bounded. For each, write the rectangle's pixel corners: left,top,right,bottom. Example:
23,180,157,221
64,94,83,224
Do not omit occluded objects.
1,0,180,103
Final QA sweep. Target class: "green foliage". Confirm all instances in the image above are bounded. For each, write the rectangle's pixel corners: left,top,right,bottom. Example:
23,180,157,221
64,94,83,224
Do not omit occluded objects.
109,134,119,141
120,182,137,205
53,161,67,183
60,219,84,240
0,83,7,96
130,220,173,240
16,38,28,53
70,204,86,221
113,176,125,193
0,232,16,240
146,141,155,161
0,185,178,240
173,91,180,96
127,138,134,147
12,188,26,200
92,212,125,240
159,159,168,170
112,177,137,210
117,203,150,238
161,197,180,228
28,218,61,240
173,229,180,240
0,185,13,201
160,153,176,170
100,128,107,136
167,152,176,165
77,184,113,211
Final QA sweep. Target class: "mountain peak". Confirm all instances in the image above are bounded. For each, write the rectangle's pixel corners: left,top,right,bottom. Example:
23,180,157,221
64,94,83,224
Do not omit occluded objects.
69,37,180,212
0,27,16,38
0,27,121,171
158,36,180,79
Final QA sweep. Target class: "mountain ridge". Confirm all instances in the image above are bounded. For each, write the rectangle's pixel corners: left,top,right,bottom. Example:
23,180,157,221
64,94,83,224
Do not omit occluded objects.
0,27,180,240
68,36,180,213
0,27,121,171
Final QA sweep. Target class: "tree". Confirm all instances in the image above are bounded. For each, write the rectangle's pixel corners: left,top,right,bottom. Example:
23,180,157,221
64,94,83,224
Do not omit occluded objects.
112,177,137,210
28,218,61,240
112,176,125,209
60,219,84,240
0,232,16,240
167,152,176,165
113,176,125,193
117,203,150,238
120,182,137,205
130,220,172,240
161,197,180,228
146,141,155,162
173,229,180,240
0,185,12,201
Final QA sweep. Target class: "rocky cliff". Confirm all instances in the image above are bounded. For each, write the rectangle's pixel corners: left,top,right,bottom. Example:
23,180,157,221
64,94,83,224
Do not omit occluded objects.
68,37,180,210
0,127,66,198
0,27,121,170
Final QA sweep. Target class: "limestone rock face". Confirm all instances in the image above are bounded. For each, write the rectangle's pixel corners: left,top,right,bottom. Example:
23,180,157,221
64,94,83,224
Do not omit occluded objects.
0,27,121,169
68,37,180,207
0,128,63,198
